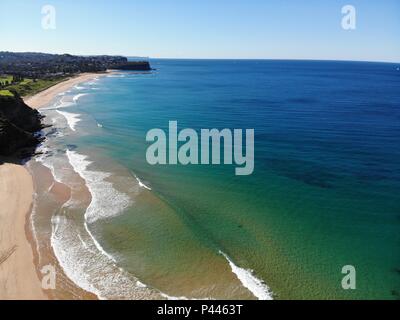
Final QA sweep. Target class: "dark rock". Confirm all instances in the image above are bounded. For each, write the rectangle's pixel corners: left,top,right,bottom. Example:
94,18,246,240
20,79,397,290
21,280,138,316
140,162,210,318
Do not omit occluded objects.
0,93,43,159
0,93,42,132
112,61,152,71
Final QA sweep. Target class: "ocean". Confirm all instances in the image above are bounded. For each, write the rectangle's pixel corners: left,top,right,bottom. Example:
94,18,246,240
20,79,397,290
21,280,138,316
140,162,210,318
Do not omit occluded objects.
29,59,400,299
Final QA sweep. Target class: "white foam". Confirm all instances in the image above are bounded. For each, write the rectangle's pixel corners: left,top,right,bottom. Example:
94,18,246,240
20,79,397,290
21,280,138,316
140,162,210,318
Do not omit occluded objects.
42,96,74,110
36,150,70,184
136,281,147,288
25,162,42,264
160,293,189,300
135,175,152,190
107,74,126,78
84,222,117,262
33,148,202,300
47,150,166,299
160,293,212,300
56,110,81,131
86,79,99,85
56,90,71,97
219,251,273,300
30,194,42,262
74,85,85,90
66,150,131,223
35,140,58,180
35,143,51,162
50,214,107,299
43,92,87,111
51,218,164,299
73,93,87,102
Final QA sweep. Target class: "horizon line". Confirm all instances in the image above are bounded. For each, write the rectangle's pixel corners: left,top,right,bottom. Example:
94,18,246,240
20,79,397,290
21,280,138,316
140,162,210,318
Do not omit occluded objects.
1,50,399,64
144,57,400,64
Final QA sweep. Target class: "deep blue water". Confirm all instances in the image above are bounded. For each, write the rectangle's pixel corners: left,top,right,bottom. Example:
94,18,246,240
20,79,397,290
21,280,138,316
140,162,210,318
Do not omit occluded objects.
61,59,400,299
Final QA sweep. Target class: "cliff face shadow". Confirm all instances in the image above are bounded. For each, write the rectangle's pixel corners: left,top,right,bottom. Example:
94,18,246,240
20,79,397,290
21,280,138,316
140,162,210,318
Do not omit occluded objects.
0,92,44,164
0,145,41,165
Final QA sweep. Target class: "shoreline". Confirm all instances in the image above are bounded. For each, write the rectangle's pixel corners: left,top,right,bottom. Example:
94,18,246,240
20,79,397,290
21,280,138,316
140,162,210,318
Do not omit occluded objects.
0,72,105,300
25,72,108,109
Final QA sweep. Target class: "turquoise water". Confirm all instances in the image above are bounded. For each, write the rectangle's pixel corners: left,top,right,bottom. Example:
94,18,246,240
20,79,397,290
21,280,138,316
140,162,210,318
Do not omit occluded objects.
44,60,400,299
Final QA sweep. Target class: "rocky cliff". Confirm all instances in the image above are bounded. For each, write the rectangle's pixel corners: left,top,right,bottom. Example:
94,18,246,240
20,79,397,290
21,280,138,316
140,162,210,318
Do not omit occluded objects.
112,61,152,71
0,92,43,159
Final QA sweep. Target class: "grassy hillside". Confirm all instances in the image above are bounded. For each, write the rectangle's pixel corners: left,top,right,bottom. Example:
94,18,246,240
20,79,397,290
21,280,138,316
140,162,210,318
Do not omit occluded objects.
3,77,66,97
0,90,14,97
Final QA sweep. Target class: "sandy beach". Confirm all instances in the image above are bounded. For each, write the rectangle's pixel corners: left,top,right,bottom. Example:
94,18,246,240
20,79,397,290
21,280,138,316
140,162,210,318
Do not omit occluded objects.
0,164,46,299
0,72,103,300
25,72,106,109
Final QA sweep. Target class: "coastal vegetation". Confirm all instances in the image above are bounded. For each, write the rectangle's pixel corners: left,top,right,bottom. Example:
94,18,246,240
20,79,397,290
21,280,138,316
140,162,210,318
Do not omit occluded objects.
0,76,66,97
0,90,14,97
1,73,67,97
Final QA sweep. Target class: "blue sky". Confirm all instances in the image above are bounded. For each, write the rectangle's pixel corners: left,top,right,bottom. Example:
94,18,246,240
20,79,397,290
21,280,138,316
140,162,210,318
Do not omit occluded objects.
0,0,399,62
